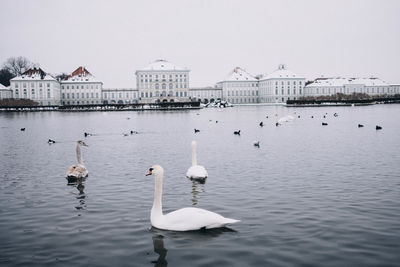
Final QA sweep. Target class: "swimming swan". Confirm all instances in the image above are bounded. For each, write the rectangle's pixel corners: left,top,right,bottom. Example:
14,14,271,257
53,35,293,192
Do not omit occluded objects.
66,140,89,179
186,141,208,179
146,165,240,231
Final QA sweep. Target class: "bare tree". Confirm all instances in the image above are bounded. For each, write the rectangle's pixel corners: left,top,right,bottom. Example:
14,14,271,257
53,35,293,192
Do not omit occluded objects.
2,56,33,76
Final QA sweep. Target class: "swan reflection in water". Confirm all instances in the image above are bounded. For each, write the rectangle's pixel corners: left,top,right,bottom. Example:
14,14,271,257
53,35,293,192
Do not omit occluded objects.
191,179,205,206
150,227,237,267
67,177,87,210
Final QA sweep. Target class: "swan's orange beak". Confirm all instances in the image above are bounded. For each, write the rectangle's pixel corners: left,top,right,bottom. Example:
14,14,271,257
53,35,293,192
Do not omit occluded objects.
146,170,152,176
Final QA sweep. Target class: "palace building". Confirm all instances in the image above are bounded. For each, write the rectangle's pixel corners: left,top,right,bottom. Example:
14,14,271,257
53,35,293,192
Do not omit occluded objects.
10,67,61,106
61,66,103,105
216,67,259,104
303,77,400,97
135,59,190,103
258,64,305,103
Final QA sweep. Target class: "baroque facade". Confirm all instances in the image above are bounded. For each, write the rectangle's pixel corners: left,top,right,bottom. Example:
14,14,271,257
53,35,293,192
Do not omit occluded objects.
10,67,61,106
303,77,400,97
61,67,103,105
216,65,305,104
135,59,190,103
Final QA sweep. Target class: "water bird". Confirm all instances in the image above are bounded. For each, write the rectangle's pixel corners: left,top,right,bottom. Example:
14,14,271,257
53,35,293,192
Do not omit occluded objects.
66,141,89,179
254,141,260,147
233,130,241,135
146,165,239,231
84,132,92,137
216,121,218,123
266,116,269,119
123,133,129,136
311,116,314,118
275,122,280,127
277,112,296,124
20,128,25,131
130,130,139,134
376,125,382,130
259,122,264,127
194,129,200,133
358,124,364,128
323,115,326,118
334,113,338,117
48,139,56,144
298,115,300,118
322,122,328,126
186,141,208,180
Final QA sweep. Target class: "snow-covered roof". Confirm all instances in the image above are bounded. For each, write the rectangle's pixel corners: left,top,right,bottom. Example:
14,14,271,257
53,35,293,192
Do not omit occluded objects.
0,83,8,89
306,77,389,87
11,67,57,82
139,59,188,71
261,64,303,79
62,66,102,83
219,67,258,82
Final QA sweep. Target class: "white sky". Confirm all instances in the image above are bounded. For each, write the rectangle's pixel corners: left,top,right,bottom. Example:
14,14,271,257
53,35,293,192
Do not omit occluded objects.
1,0,399,87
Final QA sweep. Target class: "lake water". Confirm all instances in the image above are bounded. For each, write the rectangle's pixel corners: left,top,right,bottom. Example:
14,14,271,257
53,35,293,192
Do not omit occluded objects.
0,104,399,267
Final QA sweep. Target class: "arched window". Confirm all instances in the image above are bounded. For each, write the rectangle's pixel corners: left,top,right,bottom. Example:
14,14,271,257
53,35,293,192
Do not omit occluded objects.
155,83,159,89
162,83,166,89
169,83,173,89
155,91,160,97
162,91,166,97
168,91,173,96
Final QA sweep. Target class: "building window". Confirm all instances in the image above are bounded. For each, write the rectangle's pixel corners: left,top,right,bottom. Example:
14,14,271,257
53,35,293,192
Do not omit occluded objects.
169,83,173,89
162,83,166,89
155,83,159,89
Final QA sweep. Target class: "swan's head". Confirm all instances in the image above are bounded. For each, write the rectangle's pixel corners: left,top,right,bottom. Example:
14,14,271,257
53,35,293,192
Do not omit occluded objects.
191,140,197,147
77,140,88,147
146,165,164,176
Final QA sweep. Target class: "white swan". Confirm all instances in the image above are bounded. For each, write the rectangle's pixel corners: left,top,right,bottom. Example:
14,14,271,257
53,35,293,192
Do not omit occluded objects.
146,165,240,231
186,141,208,179
277,112,296,124
66,140,89,179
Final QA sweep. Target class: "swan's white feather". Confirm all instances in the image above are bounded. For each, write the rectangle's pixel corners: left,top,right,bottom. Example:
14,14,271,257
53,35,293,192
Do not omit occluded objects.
66,164,88,178
186,165,208,179
152,207,239,231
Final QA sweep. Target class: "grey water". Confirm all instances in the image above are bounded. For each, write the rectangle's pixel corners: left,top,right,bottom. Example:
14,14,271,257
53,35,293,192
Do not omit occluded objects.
0,105,399,267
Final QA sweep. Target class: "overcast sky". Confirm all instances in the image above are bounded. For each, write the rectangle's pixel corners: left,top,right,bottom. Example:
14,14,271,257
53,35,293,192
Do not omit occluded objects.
1,0,399,87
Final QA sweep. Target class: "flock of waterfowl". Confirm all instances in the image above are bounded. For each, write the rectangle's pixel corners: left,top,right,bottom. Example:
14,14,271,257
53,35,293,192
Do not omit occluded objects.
17,110,384,231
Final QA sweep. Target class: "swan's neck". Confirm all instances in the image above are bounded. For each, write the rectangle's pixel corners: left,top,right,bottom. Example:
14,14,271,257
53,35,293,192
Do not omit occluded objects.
151,172,163,219
192,143,197,166
76,144,83,165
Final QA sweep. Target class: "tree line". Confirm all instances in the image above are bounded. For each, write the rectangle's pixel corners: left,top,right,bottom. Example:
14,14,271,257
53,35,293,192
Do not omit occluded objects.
0,56,67,87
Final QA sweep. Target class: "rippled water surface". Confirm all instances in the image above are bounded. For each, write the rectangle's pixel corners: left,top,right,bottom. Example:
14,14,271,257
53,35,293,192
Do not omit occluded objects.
1,105,400,267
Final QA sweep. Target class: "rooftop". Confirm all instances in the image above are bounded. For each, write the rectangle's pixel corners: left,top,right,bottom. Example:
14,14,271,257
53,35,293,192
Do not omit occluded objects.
11,67,57,81
62,66,101,83
306,77,389,87
261,64,304,80
139,59,188,71
220,67,258,82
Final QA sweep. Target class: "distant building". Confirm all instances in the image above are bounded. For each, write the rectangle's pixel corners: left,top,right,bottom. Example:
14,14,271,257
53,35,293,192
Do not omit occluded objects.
0,83,12,99
188,87,222,103
10,67,61,106
304,77,399,97
258,64,305,103
216,65,305,104
61,66,103,105
216,67,259,104
102,88,139,104
135,59,190,103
